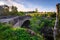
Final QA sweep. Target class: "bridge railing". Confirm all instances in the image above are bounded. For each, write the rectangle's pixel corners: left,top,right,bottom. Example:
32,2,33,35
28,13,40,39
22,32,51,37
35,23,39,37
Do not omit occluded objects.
0,16,19,25
0,15,31,26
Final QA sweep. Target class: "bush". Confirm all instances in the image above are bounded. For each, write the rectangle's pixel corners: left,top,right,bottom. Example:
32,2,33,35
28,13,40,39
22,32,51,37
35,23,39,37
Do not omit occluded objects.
0,23,44,40
17,12,25,16
30,15,55,40
30,15,55,33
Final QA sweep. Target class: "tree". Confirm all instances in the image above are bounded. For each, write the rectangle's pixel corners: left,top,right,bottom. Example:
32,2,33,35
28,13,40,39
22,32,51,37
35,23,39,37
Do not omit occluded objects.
10,6,18,15
34,8,38,13
3,5,9,16
0,5,9,16
17,11,25,16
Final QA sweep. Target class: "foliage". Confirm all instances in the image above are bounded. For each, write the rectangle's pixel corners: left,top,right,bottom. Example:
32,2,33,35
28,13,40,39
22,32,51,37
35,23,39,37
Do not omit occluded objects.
0,5,9,16
17,11,25,16
3,6,9,16
34,8,38,13
0,23,44,40
30,14,55,33
46,12,56,18
9,6,18,16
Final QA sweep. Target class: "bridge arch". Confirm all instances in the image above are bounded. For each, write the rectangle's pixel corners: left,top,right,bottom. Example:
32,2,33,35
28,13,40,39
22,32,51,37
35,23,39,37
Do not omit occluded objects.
21,20,30,28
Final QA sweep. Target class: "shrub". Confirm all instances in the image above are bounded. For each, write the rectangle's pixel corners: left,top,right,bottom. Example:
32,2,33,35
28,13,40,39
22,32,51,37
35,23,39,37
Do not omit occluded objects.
0,23,44,40
30,15,55,33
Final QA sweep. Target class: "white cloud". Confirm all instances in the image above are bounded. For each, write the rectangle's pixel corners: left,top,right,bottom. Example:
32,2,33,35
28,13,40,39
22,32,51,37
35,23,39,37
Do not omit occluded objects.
38,7,56,12
0,0,25,11
0,0,12,1
0,0,56,12
0,0,35,12
0,1,5,5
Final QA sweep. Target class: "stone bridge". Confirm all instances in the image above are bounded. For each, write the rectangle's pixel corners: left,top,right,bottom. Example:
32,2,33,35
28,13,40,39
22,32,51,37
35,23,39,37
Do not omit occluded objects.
0,15,31,28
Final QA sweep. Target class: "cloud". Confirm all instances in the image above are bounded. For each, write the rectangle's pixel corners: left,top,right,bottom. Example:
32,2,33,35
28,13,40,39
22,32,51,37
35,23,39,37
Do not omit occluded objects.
0,0,35,12
0,0,12,1
0,1,5,5
0,0,56,12
0,0,27,11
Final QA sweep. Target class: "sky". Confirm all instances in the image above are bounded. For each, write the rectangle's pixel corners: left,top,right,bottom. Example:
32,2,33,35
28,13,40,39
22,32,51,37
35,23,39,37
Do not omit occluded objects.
0,0,60,12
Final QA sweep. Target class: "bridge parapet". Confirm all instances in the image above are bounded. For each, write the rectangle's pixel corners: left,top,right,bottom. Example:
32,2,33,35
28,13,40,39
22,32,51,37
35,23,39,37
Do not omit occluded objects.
0,15,31,27
14,15,31,27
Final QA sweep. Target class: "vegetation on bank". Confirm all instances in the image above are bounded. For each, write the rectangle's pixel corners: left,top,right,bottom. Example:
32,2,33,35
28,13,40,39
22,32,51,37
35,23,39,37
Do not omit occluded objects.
0,23,44,40
29,13,56,40
30,13,55,32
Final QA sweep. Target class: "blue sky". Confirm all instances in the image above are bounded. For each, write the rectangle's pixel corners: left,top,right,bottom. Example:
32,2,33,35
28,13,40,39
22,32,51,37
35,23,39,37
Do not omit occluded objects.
0,0,60,12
